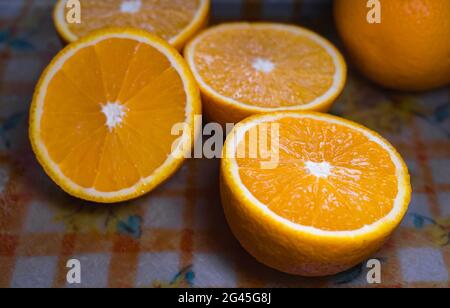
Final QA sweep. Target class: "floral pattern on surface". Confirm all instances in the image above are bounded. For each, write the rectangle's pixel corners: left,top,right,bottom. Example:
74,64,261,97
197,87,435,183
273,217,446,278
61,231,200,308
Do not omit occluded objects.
427,217,450,247
0,29,34,51
409,213,450,247
54,204,142,237
152,266,195,288
0,0,449,288
333,76,450,138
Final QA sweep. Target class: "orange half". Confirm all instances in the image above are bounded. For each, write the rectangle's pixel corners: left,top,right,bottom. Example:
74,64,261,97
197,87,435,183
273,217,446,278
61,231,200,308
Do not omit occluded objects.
54,0,210,49
221,112,411,276
185,23,347,125
29,29,201,203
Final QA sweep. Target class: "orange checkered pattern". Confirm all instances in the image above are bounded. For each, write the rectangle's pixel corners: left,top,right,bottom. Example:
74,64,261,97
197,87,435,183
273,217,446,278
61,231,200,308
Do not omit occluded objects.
0,0,449,288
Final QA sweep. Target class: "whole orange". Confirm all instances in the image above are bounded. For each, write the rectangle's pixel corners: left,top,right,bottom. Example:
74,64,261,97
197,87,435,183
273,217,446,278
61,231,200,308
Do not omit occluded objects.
334,0,450,91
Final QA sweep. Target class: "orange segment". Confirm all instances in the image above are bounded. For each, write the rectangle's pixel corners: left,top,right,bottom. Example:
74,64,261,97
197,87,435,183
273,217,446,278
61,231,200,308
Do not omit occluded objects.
57,46,108,104
93,38,140,102
185,23,347,125
54,0,210,49
221,112,411,276
117,43,172,103
29,29,201,203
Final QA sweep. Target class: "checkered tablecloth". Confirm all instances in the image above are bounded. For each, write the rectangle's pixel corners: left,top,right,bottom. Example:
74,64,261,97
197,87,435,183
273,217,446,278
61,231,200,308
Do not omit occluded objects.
0,0,449,288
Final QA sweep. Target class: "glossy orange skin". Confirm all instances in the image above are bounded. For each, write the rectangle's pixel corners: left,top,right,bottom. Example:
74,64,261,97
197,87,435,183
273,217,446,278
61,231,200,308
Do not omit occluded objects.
334,0,450,91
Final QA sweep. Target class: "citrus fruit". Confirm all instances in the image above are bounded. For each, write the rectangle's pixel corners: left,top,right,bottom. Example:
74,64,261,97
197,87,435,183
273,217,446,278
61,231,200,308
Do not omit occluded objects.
29,28,201,203
185,23,347,126
221,112,411,276
54,0,210,49
334,0,450,91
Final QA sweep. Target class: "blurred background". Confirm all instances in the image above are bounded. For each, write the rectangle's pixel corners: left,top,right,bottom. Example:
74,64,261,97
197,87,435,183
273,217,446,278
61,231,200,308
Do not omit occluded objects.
0,0,449,288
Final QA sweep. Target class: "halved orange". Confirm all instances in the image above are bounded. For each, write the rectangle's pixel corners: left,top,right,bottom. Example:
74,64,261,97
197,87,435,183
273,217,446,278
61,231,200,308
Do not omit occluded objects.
221,112,411,276
54,0,210,49
29,28,201,203
185,23,347,126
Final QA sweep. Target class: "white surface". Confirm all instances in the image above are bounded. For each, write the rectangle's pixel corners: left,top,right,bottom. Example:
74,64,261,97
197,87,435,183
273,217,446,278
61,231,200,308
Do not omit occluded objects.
11,256,58,288
136,252,180,287
193,253,237,287
24,201,66,233
398,248,448,283
144,197,185,229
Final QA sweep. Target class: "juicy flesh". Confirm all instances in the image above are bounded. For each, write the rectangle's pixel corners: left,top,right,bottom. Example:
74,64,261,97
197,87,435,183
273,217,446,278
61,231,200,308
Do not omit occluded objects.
236,117,398,231
40,38,186,192
193,26,336,108
65,0,201,41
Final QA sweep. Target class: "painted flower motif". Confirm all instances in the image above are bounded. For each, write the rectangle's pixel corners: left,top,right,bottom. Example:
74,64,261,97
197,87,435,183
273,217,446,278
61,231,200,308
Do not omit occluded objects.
335,78,422,133
54,204,142,237
0,29,33,51
117,215,142,239
426,217,450,247
152,266,195,288
408,213,450,247
333,76,449,137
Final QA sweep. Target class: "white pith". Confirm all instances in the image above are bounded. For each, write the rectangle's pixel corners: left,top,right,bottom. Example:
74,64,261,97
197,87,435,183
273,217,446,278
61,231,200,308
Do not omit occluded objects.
102,102,127,131
252,58,275,73
186,23,346,112
31,31,195,200
120,0,142,14
224,113,410,237
54,0,209,44
305,161,332,178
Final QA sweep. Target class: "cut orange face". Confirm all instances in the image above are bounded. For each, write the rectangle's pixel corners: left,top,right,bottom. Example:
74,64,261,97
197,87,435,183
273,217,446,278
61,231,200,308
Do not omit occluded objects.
54,0,210,49
221,112,411,276
29,29,201,203
185,23,347,126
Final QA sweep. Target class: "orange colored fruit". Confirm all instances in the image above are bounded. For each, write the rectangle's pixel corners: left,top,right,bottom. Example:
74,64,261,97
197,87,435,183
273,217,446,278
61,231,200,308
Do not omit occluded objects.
221,112,411,276
29,29,201,203
185,23,347,126
334,0,450,91
54,0,210,49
